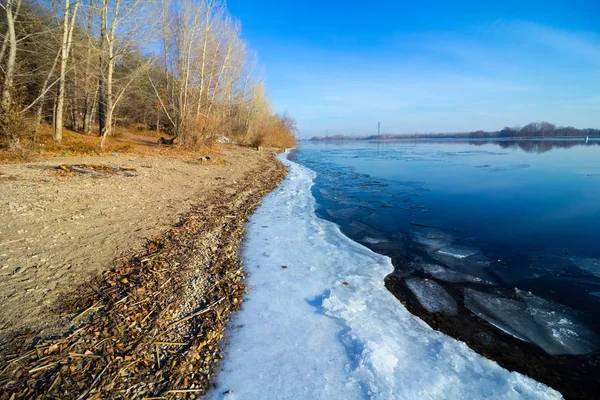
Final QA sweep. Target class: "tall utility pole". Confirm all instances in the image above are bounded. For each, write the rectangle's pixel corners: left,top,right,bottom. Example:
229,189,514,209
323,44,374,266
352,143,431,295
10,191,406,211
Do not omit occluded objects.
378,121,380,136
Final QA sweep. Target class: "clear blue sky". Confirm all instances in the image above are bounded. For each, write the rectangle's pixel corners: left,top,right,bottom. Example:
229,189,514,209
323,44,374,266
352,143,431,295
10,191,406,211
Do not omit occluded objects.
228,0,600,137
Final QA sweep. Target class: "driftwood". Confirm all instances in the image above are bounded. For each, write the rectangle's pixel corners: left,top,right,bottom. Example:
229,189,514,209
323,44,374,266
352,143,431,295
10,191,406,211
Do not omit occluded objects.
54,164,137,177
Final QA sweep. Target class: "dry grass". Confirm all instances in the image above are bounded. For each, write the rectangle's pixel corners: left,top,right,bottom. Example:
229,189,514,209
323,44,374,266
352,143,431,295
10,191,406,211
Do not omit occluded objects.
257,131,297,148
0,124,220,164
251,126,297,149
0,121,297,164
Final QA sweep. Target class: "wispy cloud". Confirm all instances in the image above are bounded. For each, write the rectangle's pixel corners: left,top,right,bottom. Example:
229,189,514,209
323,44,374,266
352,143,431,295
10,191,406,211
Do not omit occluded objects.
507,21,600,63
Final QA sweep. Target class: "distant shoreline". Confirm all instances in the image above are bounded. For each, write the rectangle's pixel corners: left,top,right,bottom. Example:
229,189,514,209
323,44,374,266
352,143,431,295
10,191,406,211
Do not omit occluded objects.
310,136,599,141
310,122,600,142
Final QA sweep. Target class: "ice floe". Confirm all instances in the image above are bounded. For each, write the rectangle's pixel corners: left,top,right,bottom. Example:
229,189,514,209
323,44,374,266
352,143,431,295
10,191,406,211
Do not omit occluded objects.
465,289,600,355
412,261,488,284
406,278,458,315
412,230,453,251
437,245,479,259
569,257,600,278
431,250,496,283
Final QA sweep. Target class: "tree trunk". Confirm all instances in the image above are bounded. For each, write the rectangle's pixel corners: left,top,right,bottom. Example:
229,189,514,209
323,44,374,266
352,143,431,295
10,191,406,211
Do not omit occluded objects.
54,0,80,143
0,0,21,66
98,0,108,137
1,0,18,111
82,0,95,134
99,0,119,149
1,0,21,149
83,84,98,134
34,49,61,134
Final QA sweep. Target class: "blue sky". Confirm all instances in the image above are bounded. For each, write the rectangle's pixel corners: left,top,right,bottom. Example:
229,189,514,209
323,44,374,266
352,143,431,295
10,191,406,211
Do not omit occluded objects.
228,1,600,137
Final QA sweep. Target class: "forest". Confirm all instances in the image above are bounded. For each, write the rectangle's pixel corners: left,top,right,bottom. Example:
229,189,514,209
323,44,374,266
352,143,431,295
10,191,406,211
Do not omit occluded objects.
0,0,297,152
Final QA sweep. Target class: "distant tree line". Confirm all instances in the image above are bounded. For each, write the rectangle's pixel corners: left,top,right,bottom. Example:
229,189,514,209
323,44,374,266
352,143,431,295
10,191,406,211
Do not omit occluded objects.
312,122,600,141
0,0,296,150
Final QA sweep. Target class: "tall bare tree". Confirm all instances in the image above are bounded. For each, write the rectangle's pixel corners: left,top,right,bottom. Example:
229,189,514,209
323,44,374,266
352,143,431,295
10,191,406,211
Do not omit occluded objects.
53,0,81,143
1,0,23,148
1,0,21,110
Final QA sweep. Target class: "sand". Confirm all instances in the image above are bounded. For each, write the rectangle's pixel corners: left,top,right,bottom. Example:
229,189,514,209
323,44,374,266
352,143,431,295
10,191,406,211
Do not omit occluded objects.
0,146,275,339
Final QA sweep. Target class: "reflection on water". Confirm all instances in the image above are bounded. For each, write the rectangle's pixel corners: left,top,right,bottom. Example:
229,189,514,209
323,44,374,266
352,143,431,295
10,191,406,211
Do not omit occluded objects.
295,139,600,355
469,139,600,153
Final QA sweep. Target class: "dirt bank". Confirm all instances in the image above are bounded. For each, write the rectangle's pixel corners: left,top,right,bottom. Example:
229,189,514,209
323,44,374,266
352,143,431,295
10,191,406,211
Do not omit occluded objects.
0,146,287,398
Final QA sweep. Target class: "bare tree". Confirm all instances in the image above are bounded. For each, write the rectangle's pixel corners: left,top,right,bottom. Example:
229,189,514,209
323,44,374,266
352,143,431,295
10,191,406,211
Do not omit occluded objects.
1,0,22,110
1,0,24,148
53,0,81,143
98,0,147,137
82,0,97,134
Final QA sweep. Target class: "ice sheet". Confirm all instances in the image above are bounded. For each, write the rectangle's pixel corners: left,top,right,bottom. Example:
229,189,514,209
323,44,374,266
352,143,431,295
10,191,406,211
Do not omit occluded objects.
518,290,600,355
405,278,458,315
437,245,479,259
431,251,496,283
465,289,600,355
569,257,600,277
464,289,545,344
412,230,453,251
413,262,489,284
208,153,561,400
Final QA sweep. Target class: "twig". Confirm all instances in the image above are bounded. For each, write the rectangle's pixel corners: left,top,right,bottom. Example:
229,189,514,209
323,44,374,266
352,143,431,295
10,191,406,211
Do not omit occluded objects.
155,345,160,369
77,360,112,400
73,302,102,320
6,349,36,364
28,362,58,374
166,389,204,394
140,306,157,326
48,374,61,392
158,277,172,290
92,337,110,349
167,297,225,329
154,342,188,347
68,352,102,358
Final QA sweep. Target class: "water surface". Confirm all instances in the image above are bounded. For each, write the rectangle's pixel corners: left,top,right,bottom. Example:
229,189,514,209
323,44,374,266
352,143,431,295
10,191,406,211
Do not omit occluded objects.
294,139,600,356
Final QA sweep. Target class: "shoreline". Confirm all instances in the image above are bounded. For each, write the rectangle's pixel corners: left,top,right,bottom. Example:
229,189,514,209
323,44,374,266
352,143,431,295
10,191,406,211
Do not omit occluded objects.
0,147,587,399
208,152,559,399
0,147,287,397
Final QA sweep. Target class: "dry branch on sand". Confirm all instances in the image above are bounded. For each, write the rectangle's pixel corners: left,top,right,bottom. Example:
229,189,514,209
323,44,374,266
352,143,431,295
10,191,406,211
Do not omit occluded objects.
0,153,286,399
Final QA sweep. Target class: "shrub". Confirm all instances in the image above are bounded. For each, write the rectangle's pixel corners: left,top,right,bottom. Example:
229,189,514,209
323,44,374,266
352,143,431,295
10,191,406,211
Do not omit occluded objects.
0,102,35,151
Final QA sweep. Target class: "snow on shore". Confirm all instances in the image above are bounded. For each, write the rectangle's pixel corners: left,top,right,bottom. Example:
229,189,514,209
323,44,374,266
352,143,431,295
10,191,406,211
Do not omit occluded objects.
208,153,561,400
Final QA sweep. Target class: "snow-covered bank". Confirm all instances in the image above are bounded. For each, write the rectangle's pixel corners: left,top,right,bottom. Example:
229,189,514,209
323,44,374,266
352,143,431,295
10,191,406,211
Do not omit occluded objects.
208,153,561,399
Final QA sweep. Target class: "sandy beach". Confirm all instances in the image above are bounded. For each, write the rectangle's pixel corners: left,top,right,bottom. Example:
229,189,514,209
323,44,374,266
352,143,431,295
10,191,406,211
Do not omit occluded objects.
0,146,286,398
